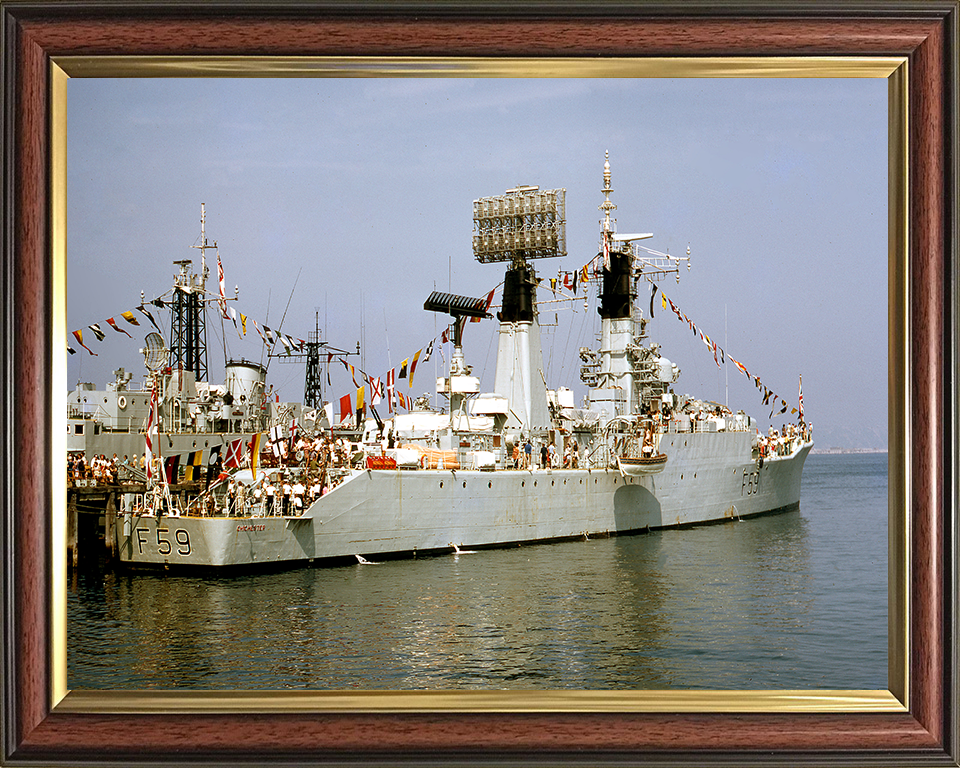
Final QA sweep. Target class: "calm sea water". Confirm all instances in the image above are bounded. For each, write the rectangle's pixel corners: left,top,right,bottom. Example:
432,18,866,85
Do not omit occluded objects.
67,452,887,690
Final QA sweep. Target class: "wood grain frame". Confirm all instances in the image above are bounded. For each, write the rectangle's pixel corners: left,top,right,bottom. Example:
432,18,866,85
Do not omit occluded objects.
2,2,957,765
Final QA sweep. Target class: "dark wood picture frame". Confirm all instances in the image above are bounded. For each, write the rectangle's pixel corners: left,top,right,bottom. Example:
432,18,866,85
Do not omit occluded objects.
2,2,957,765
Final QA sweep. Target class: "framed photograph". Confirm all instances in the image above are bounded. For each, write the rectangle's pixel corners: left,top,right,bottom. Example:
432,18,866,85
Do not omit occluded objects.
2,3,956,765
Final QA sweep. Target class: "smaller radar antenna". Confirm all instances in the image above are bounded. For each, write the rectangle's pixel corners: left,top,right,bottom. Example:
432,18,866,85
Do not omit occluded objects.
141,332,169,372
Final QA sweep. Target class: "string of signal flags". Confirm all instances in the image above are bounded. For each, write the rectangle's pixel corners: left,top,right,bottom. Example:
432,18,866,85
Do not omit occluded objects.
68,258,800,422
67,290,311,359
541,255,803,423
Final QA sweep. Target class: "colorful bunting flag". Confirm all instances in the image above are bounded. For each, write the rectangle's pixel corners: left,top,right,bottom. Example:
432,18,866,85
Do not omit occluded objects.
183,450,203,482
339,393,353,423
798,375,804,422
217,251,228,319
409,349,422,387
164,454,180,485
106,317,132,338
72,329,97,356
249,433,263,478
225,438,244,469
137,304,162,333
144,386,158,484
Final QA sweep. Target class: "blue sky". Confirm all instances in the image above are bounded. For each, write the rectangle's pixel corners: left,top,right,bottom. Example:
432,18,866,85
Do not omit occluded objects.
67,76,887,449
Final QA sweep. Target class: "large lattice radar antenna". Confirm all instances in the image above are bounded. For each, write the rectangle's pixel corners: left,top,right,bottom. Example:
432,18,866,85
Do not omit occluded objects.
141,332,169,372
472,185,566,264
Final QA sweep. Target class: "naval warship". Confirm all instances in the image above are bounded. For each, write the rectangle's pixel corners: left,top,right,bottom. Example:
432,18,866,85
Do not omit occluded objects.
112,155,813,569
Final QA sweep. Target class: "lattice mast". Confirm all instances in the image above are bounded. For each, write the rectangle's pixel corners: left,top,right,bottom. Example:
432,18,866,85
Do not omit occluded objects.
169,204,213,381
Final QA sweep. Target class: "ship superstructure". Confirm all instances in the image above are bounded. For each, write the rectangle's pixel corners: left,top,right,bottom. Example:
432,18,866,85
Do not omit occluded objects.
67,207,301,468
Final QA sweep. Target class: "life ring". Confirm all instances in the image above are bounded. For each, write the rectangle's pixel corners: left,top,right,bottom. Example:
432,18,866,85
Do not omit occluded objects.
117,395,127,410
420,453,429,470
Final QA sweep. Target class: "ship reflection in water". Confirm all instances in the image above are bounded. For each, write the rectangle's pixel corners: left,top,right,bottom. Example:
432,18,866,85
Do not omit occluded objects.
69,507,829,691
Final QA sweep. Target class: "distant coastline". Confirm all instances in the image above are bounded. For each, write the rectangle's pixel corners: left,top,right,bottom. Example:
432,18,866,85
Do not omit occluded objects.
810,448,887,455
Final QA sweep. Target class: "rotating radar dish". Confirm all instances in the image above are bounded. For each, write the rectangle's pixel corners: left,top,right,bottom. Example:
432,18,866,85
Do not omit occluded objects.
141,332,169,372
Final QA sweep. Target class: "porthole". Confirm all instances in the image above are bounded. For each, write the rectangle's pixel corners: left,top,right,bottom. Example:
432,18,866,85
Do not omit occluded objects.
488,481,492,489
680,474,684,480
463,482,467,489
521,481,525,488
439,481,444,489
534,481,537,487
551,480,555,487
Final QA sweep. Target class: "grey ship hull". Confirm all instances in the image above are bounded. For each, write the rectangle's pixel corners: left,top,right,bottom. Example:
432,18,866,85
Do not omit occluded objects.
116,433,812,569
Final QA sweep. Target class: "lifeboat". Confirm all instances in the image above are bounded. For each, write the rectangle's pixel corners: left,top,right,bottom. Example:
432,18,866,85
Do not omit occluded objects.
617,453,668,476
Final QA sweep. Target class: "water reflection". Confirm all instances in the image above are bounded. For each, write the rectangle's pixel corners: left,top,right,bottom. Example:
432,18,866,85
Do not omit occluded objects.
70,509,825,690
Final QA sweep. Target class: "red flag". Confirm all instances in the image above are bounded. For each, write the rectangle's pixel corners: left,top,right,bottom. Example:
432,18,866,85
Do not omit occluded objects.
72,329,97,356
339,393,353,423
471,287,496,323
106,317,133,338
225,438,244,469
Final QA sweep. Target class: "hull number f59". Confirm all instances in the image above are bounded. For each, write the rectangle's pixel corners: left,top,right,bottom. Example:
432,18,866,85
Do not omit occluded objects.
136,527,191,556
742,468,761,496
